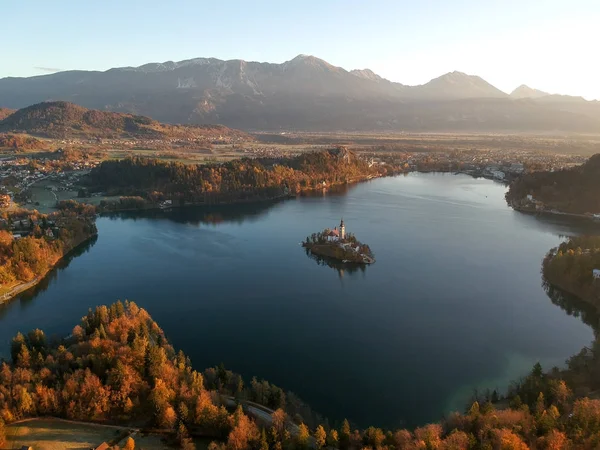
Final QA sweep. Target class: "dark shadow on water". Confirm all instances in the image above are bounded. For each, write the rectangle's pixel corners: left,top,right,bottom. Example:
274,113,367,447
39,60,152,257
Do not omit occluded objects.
304,247,368,279
296,183,357,199
543,278,600,334
104,184,360,226
104,198,288,226
0,235,98,321
514,210,600,237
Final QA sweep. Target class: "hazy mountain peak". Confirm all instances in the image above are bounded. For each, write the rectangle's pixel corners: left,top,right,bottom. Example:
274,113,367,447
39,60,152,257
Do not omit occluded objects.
115,57,215,73
284,54,336,71
419,71,507,98
510,84,549,99
439,70,469,79
350,69,384,82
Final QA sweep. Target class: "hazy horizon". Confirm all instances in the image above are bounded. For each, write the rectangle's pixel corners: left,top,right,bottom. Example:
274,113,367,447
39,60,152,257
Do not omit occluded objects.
3,0,599,100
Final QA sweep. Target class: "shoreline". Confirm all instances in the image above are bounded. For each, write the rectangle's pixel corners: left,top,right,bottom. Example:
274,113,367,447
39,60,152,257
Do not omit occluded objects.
95,172,388,216
303,242,375,265
96,192,295,216
0,232,97,306
511,205,599,221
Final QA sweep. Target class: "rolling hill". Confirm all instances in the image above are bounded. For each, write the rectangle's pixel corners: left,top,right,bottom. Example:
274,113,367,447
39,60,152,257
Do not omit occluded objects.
0,108,14,120
0,101,253,141
0,133,47,150
1,55,599,133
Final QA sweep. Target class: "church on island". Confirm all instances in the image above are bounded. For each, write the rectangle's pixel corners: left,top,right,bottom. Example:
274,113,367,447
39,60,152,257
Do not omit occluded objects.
303,218,374,264
326,219,346,241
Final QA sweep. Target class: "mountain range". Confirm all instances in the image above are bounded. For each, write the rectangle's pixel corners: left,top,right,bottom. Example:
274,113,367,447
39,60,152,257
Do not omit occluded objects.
1,55,599,133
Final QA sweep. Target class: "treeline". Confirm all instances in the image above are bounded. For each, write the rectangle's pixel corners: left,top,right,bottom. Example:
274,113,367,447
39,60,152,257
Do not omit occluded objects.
506,154,600,214
0,209,97,288
5,303,600,449
87,148,391,206
0,301,325,449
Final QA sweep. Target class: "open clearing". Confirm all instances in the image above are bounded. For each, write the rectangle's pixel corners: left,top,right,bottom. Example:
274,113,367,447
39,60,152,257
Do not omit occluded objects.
5,418,126,450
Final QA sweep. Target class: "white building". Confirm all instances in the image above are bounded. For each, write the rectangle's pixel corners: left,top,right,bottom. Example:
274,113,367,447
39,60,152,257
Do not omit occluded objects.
594,269,600,279
491,170,505,180
326,219,346,241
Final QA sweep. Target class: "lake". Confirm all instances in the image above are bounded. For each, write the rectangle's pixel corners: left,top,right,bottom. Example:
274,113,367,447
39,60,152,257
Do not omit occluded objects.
0,173,598,429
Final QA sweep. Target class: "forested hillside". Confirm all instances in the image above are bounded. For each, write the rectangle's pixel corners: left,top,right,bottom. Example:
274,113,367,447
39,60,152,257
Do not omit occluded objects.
0,108,14,121
0,101,252,141
543,236,600,308
3,300,600,449
506,154,600,214
88,148,389,206
0,133,47,150
0,208,97,291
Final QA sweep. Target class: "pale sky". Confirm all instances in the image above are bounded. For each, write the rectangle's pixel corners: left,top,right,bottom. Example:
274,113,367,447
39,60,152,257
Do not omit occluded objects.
1,0,599,99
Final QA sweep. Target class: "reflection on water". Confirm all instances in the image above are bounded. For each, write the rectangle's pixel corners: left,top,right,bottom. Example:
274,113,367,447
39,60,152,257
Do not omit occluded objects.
0,235,98,321
515,211,600,237
543,279,600,334
105,199,286,226
304,247,368,279
297,183,357,198
0,173,597,428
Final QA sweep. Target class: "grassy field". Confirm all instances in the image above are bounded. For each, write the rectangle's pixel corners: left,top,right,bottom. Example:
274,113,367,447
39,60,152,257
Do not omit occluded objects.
5,418,126,450
22,178,121,214
4,418,211,450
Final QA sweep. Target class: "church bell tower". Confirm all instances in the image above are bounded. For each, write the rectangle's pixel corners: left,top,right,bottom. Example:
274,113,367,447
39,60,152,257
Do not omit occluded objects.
340,219,345,240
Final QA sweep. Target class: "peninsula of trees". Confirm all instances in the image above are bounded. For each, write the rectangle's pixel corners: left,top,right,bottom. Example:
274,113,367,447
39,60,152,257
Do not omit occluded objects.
87,148,391,208
506,153,600,215
0,207,97,301
542,235,600,308
3,301,600,450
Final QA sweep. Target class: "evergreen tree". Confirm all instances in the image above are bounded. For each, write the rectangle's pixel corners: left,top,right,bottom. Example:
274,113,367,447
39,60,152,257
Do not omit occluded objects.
340,419,351,450
314,425,327,449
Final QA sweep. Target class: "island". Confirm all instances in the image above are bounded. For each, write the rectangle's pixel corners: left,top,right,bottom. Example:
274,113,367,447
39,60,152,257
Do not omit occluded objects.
302,219,375,264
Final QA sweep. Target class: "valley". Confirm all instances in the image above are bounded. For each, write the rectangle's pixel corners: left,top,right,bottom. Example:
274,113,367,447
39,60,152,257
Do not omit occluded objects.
2,36,600,450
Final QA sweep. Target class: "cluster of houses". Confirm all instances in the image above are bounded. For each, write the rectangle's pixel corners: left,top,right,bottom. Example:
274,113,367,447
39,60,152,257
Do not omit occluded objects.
0,215,60,240
376,148,586,181
0,160,47,194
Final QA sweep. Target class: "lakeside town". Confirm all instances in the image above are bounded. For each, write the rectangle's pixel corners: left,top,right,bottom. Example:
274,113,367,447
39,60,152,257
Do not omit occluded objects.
0,141,591,218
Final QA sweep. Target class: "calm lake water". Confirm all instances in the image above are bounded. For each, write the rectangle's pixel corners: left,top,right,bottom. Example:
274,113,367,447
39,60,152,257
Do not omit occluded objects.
1,173,599,428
